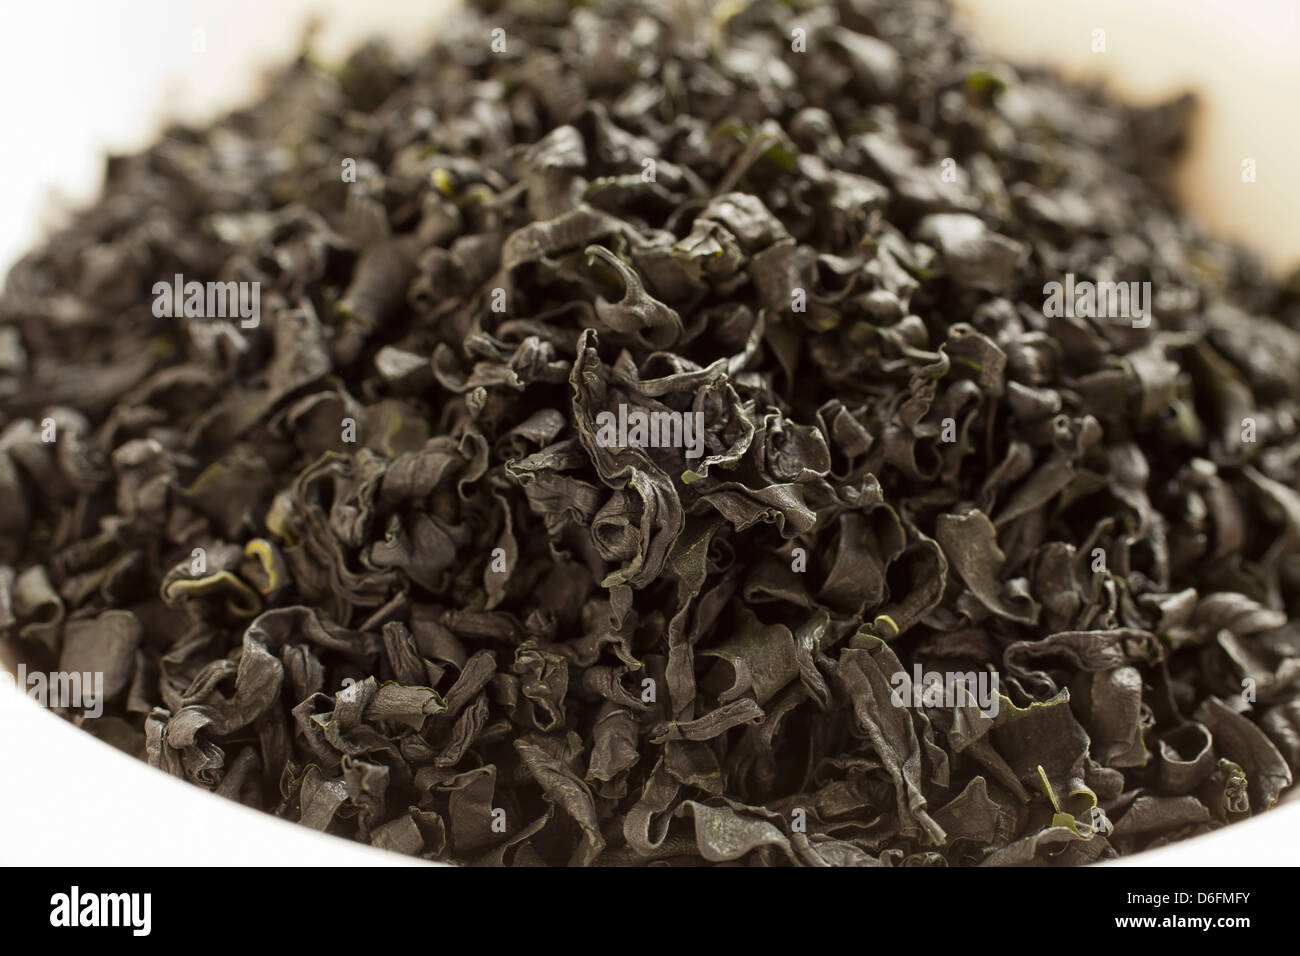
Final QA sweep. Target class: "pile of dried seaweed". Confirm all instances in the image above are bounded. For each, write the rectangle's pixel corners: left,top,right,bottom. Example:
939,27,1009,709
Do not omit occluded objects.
3,0,1300,866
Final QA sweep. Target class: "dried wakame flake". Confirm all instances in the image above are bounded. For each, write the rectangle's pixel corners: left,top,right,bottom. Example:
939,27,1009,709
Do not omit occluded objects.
2,0,1299,866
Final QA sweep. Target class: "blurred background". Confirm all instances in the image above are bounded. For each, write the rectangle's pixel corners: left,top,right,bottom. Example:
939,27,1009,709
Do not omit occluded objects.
0,0,1297,276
